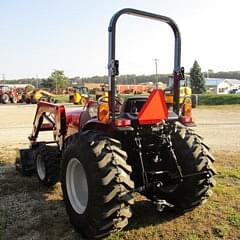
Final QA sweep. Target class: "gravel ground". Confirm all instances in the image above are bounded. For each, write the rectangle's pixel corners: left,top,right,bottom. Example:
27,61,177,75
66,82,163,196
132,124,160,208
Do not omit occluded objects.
0,104,79,148
193,106,240,152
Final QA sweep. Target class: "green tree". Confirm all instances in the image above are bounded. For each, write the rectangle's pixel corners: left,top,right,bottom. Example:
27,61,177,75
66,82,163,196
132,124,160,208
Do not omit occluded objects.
47,70,69,93
190,60,206,94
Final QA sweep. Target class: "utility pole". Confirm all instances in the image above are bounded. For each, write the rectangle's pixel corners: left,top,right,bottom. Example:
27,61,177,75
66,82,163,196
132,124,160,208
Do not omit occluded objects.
56,79,58,94
153,58,159,88
36,74,39,88
2,74,5,84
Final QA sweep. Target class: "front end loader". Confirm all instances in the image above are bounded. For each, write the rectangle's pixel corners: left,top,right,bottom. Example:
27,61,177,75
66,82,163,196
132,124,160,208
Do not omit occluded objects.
16,8,216,239
23,88,57,104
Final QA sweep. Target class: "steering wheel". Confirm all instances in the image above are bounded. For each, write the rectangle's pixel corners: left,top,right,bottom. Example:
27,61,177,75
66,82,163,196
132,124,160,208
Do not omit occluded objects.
97,95,122,106
97,95,123,113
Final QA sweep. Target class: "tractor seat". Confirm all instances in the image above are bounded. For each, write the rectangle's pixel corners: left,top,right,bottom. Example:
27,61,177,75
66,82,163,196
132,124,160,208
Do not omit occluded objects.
120,97,148,120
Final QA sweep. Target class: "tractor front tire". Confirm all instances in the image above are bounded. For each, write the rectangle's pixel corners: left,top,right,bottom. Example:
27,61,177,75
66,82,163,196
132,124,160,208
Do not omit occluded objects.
35,145,60,187
61,131,134,239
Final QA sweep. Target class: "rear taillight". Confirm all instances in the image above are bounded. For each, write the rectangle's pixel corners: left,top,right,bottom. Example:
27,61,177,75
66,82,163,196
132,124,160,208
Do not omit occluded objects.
115,118,131,127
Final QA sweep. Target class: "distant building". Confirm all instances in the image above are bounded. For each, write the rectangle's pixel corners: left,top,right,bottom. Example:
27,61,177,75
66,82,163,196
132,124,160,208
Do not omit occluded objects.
0,83,34,89
205,78,224,93
217,79,240,94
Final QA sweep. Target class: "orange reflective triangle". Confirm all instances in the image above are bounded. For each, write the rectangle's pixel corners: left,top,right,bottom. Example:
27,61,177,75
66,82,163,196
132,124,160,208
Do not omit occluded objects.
138,89,168,125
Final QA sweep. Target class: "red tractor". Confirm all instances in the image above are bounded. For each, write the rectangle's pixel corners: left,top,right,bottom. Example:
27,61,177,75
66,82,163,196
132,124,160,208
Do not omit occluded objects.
16,9,216,239
0,85,19,104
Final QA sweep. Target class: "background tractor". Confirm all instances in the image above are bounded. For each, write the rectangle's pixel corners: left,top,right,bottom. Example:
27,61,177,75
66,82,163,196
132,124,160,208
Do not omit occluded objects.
16,8,216,239
68,86,89,105
0,85,20,104
95,84,108,100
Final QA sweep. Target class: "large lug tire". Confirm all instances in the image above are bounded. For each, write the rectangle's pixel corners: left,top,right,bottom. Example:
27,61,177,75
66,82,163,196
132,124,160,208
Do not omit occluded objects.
147,123,216,211
1,94,10,104
35,145,60,187
61,131,134,239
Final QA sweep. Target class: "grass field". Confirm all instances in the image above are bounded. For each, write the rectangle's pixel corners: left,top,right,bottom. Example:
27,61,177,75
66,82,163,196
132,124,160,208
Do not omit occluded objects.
198,94,240,105
55,94,69,103
0,148,239,240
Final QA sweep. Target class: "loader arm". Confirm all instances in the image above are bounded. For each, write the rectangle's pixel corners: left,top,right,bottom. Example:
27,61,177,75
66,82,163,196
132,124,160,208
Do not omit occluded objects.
29,101,67,148
39,89,55,97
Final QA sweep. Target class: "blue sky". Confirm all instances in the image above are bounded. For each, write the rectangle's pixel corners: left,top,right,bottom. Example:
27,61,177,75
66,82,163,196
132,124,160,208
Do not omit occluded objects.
0,0,239,79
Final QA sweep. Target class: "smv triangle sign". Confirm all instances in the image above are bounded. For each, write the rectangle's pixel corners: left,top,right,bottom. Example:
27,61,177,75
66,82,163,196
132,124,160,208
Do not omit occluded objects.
138,89,168,125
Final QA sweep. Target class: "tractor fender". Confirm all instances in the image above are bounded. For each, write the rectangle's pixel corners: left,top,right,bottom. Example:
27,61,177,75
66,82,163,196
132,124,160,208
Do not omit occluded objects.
66,109,83,137
82,119,112,133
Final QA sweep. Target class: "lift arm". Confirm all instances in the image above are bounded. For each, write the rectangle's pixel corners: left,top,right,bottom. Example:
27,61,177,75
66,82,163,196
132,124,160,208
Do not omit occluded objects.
29,101,67,149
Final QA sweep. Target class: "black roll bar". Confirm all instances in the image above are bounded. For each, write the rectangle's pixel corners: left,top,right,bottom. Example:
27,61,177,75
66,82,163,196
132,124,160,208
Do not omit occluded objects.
108,8,183,120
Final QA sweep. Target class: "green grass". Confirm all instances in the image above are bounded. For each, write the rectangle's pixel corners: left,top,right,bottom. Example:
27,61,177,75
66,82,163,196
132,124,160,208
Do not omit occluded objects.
227,214,240,227
54,94,69,103
198,94,240,105
0,209,6,239
184,233,201,240
1,148,240,240
212,224,230,238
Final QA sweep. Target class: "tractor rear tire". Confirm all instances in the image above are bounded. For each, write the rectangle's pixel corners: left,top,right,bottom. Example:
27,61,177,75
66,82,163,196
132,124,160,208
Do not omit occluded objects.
35,145,60,187
61,131,134,239
147,123,216,211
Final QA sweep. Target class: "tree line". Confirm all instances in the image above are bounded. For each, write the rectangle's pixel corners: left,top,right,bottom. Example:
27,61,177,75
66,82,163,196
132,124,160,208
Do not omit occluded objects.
1,62,239,94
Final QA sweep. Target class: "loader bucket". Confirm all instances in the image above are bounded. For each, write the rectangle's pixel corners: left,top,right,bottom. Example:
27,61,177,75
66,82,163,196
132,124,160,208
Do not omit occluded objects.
16,148,36,176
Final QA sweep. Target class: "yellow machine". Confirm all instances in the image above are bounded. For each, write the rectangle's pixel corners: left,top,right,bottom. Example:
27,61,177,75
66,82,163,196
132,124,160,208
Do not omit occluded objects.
165,75,195,125
24,89,56,104
165,86,192,105
95,84,108,100
69,86,89,105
